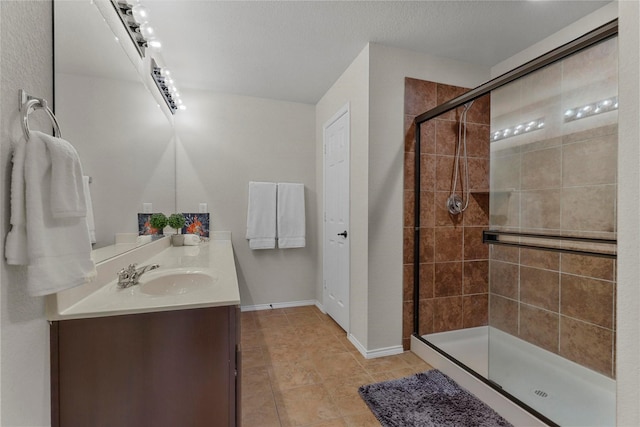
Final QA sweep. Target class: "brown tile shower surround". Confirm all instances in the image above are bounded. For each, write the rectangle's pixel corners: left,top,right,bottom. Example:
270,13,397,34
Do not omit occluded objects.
402,78,491,350
402,77,617,379
489,124,618,379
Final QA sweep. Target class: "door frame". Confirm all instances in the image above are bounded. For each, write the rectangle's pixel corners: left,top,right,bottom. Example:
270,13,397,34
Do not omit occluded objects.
322,103,350,332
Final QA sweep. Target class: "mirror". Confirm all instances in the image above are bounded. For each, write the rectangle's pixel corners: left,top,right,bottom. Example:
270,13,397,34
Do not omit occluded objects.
54,1,175,262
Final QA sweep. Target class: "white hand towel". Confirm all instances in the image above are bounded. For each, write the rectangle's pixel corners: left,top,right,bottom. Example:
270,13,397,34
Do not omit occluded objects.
277,183,305,248
83,176,96,244
8,131,96,296
5,136,28,265
43,131,87,218
246,181,277,249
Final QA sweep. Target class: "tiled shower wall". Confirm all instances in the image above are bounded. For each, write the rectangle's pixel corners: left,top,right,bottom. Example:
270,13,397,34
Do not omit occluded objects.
402,78,491,350
489,37,618,378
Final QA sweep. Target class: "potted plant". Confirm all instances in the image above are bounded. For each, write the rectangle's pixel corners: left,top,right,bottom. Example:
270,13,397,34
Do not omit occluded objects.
148,213,168,237
168,213,186,246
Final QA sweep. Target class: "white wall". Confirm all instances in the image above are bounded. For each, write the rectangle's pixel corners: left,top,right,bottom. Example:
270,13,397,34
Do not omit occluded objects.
0,2,52,425
316,45,371,347
317,43,489,354
490,2,640,424
174,90,317,307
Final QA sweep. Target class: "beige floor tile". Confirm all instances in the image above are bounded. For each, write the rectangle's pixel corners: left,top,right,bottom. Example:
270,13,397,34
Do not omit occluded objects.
242,347,266,369
325,380,369,416
242,391,280,427
241,366,272,398
241,308,434,427
369,367,416,383
255,308,288,318
269,359,323,391
313,352,369,382
264,341,311,364
241,329,267,349
299,333,350,354
343,411,381,426
397,350,428,366
258,313,292,330
275,384,342,427
302,418,348,427
286,311,324,324
356,354,412,374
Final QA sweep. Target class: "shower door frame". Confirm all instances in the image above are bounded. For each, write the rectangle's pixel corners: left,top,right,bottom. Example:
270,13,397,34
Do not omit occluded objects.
411,19,618,427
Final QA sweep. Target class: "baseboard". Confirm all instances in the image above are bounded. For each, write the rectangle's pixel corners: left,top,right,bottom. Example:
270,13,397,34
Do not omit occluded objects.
240,300,317,312
348,333,404,360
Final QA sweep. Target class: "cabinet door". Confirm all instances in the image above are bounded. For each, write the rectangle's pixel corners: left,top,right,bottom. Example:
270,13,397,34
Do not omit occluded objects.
52,307,234,427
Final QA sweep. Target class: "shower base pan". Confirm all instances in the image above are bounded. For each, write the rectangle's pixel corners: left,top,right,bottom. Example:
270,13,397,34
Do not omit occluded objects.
412,326,615,427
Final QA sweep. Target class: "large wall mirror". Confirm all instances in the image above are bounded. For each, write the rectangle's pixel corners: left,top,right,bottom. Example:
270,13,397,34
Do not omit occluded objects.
54,1,176,260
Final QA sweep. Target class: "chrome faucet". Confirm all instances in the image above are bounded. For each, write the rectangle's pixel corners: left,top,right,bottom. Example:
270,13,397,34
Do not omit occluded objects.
117,263,160,289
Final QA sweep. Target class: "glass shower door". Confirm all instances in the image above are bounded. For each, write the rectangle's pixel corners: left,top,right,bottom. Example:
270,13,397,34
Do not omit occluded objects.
488,36,618,427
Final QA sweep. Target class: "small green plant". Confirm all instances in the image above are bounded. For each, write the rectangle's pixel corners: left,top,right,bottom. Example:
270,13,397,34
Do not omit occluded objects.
149,213,168,232
167,213,186,234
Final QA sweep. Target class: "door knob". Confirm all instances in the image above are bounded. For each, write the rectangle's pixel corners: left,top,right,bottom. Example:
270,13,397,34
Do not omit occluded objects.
337,231,348,238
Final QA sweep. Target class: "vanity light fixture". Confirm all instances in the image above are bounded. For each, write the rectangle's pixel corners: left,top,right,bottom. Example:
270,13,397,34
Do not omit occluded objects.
111,1,162,58
564,96,618,122
111,1,149,57
151,59,184,114
492,117,545,142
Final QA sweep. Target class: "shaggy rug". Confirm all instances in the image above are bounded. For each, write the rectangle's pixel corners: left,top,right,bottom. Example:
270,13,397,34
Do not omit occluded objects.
358,369,513,427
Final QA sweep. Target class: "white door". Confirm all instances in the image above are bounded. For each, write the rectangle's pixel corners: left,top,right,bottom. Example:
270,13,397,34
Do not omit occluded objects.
323,106,350,332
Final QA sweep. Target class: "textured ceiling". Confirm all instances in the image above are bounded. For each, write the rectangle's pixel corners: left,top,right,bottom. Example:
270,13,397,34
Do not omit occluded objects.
66,0,614,105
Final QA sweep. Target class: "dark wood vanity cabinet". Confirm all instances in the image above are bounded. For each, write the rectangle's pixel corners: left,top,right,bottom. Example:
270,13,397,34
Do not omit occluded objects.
50,306,241,427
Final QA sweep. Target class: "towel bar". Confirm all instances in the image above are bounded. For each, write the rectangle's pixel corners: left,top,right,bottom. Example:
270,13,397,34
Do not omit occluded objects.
19,89,62,140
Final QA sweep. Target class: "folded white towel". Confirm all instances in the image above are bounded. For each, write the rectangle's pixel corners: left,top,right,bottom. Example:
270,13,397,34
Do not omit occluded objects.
83,176,96,244
246,181,277,249
277,183,305,248
5,132,96,296
43,131,87,218
5,136,28,265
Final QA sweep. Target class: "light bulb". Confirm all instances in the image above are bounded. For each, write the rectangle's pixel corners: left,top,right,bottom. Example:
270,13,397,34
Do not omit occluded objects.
178,105,187,111
148,39,162,50
139,23,154,39
131,5,149,24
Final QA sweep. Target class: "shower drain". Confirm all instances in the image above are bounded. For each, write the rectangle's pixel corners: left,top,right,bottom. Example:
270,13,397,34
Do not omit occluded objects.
532,389,549,398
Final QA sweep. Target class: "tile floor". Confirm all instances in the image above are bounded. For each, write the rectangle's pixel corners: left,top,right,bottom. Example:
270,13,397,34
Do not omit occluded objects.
240,305,433,427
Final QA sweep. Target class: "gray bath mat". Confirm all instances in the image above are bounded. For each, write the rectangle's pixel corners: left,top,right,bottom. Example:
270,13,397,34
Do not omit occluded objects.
358,369,513,427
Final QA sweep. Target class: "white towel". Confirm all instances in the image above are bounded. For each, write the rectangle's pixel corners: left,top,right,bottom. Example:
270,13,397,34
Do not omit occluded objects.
5,136,28,265
46,133,86,218
5,131,96,296
277,183,305,248
83,176,96,244
246,181,277,249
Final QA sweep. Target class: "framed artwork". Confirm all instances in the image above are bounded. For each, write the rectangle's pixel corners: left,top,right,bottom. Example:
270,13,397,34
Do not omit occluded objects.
138,213,164,236
181,213,210,237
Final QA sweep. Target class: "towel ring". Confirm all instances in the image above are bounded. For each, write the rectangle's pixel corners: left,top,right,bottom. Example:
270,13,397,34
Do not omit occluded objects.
19,89,62,140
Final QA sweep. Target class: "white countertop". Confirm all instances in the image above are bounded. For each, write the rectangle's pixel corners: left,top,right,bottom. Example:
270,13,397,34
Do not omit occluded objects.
46,236,240,321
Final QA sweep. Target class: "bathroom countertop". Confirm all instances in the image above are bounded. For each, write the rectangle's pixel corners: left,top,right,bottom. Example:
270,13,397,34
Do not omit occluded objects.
46,237,240,321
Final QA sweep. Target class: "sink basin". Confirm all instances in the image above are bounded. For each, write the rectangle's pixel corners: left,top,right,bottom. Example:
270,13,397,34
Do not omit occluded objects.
139,271,217,296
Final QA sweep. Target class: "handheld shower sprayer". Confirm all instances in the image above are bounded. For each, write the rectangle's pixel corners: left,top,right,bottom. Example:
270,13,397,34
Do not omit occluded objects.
446,100,474,215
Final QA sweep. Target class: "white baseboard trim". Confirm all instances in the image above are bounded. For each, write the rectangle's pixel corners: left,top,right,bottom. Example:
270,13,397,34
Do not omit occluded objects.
241,300,317,312
348,333,404,359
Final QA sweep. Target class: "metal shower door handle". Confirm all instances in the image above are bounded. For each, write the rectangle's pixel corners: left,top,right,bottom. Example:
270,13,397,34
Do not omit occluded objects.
337,231,348,238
